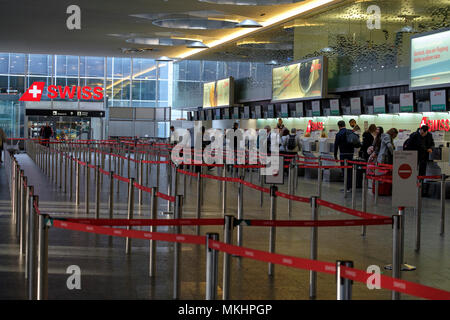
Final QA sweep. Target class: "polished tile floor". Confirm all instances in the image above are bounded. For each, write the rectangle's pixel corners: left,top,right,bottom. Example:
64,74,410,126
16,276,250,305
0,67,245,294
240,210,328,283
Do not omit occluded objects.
0,150,449,300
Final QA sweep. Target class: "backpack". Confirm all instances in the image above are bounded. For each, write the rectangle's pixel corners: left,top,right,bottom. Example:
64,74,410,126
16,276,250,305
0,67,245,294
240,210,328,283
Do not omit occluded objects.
346,130,361,148
286,134,297,150
403,138,412,150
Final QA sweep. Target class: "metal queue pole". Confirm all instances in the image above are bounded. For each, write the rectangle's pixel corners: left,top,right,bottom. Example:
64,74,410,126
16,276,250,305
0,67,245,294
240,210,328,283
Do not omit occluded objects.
64,150,68,193
149,187,158,277
222,215,234,300
440,174,446,236
268,186,278,276
293,155,299,194
374,180,379,205
392,213,403,300
69,149,73,200
125,177,135,254
222,166,227,215
139,160,144,206
287,162,292,218
17,170,23,237
196,171,202,234
37,214,49,300
85,160,90,215
317,157,322,199
95,165,101,219
75,157,80,206
205,233,219,300
361,173,367,236
260,167,264,207
237,172,244,247
336,260,353,300
28,195,39,300
109,171,114,219
59,147,62,189
351,164,357,210
343,159,348,198
20,176,27,255
310,196,318,300
415,179,422,251
173,195,183,300
25,185,34,279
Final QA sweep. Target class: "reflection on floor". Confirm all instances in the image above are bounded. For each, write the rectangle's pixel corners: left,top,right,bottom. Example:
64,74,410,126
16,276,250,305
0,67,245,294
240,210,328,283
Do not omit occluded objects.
0,152,449,299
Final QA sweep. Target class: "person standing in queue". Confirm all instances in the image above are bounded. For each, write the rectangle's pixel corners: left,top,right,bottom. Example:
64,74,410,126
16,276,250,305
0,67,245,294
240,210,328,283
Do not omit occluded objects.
334,120,355,192
376,128,398,165
349,119,361,134
276,118,285,130
404,125,434,194
360,124,377,161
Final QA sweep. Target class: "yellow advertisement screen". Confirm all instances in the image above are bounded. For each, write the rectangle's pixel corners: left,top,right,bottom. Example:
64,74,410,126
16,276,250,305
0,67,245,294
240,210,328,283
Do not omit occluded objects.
203,78,231,108
272,58,324,102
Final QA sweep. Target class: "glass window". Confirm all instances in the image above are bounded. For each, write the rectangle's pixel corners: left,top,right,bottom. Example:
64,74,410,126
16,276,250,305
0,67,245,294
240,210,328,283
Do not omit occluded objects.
55,55,78,77
9,54,25,74
158,61,169,80
0,75,8,92
0,53,9,74
80,56,104,77
186,60,201,81
238,62,250,78
158,80,168,102
113,57,131,77
28,54,51,75
203,61,217,82
9,76,25,93
133,58,156,80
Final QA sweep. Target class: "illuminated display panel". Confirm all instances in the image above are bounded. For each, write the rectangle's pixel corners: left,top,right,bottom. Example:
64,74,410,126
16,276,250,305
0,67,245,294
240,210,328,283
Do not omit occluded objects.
272,56,327,102
411,28,450,90
202,77,234,108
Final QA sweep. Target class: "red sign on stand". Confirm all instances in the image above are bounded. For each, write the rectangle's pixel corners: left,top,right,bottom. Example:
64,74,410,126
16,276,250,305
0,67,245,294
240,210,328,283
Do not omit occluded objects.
398,164,412,179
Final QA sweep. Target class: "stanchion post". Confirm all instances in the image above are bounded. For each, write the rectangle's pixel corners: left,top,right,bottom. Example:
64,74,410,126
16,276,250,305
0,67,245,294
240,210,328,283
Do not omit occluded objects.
125,177,135,254
109,171,114,219
361,173,367,236
139,160,144,206
205,233,219,300
287,163,292,217
415,179,422,251
374,180,379,205
20,176,27,255
173,195,183,300
149,187,158,277
28,195,38,300
75,159,80,205
440,174,446,236
336,260,353,300
37,214,48,300
317,157,322,198
268,186,278,276
392,214,402,300
222,166,227,215
237,175,244,247
95,165,100,219
351,164,357,209
25,185,33,279
222,215,234,300
196,172,202,234
310,196,318,300
343,159,348,198
260,167,264,207
85,160,90,215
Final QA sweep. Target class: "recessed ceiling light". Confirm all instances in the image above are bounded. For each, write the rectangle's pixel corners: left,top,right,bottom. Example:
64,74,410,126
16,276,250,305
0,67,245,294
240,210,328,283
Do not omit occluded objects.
198,0,304,5
235,19,262,28
186,41,209,48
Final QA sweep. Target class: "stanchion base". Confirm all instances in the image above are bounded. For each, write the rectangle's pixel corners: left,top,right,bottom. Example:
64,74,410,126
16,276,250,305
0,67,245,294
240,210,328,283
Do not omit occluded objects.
384,264,417,271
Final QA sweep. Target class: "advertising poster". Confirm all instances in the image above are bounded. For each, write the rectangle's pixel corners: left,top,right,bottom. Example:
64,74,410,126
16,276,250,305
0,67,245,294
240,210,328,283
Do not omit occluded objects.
430,90,446,111
329,99,340,116
411,29,450,90
373,95,386,114
350,97,362,115
312,100,321,116
202,77,233,108
400,93,414,112
272,57,326,102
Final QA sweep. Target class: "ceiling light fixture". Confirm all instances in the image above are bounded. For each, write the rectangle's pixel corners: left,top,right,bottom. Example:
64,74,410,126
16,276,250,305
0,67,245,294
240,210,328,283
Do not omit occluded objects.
177,0,338,59
156,56,175,61
235,19,263,28
186,41,209,48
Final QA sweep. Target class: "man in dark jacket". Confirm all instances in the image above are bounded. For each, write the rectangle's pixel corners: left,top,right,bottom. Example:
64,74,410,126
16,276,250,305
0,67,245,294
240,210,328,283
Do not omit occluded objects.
406,125,434,176
334,120,354,191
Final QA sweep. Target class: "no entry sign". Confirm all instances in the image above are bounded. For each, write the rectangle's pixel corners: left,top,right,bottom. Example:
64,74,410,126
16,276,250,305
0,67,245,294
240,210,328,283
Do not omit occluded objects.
398,164,412,179
393,151,418,208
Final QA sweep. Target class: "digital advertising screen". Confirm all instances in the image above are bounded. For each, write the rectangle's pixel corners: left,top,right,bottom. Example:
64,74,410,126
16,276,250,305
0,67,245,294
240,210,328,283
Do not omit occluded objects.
411,28,450,90
272,56,327,102
202,77,234,108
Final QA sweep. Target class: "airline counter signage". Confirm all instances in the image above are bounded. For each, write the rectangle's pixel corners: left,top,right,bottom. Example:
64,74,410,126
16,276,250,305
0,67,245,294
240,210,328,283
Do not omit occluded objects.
306,120,324,133
329,99,340,116
373,95,386,114
420,117,450,131
430,90,446,111
20,82,104,102
400,93,414,112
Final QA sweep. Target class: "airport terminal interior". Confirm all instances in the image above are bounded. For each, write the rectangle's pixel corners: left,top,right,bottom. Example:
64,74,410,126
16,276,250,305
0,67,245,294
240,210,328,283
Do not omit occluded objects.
0,0,450,301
